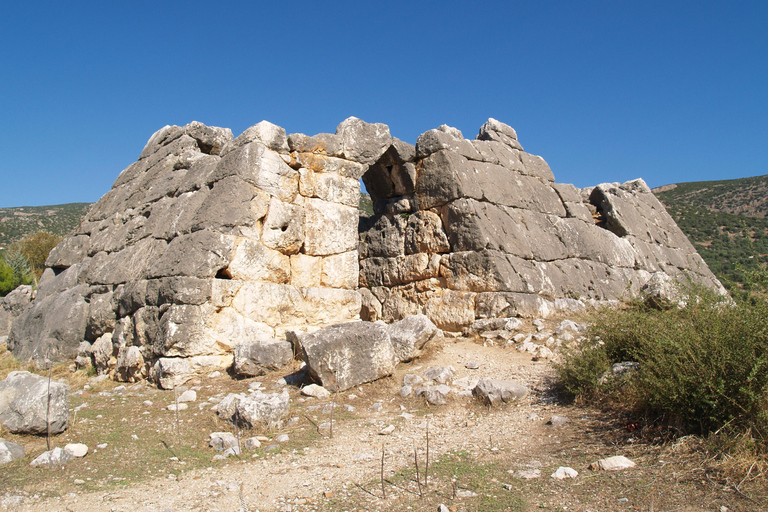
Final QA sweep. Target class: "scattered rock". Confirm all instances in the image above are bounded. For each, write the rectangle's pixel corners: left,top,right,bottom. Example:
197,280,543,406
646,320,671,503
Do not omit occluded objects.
209,432,240,451
216,390,289,428
379,424,395,435
589,455,636,471
416,385,452,405
177,390,197,402
472,377,529,405
465,360,479,370
30,447,73,468
64,443,88,458
0,441,24,465
550,466,578,479
301,384,331,399
510,469,541,479
423,365,454,384
243,437,261,450
548,415,569,427
167,403,188,411
275,434,289,443
233,339,293,377
388,314,440,362
399,385,412,398
0,371,69,435
302,322,397,392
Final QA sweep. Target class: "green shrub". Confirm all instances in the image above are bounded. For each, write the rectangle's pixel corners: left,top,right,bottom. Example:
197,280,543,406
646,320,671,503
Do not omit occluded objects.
556,288,768,441
0,250,33,296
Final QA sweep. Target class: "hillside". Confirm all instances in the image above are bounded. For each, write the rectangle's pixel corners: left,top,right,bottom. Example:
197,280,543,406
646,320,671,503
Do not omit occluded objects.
0,203,92,249
654,174,768,291
654,174,768,217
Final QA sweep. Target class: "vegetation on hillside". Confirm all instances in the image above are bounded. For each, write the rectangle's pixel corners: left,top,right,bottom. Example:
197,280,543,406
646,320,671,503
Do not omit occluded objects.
557,282,768,452
0,202,91,249
0,230,62,295
655,174,768,293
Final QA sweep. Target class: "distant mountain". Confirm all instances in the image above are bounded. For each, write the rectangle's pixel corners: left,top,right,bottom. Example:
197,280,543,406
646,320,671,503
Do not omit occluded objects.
0,203,92,249
653,174,768,292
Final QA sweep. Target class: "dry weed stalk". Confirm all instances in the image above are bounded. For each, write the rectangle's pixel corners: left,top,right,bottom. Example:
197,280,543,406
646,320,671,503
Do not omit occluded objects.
413,442,423,497
380,442,386,498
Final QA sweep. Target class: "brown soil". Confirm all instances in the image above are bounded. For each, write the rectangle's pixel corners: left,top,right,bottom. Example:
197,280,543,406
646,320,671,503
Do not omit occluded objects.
2,328,767,512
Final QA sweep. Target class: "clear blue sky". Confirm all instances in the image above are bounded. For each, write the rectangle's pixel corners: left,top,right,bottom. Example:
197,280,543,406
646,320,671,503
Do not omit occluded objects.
1,1,766,207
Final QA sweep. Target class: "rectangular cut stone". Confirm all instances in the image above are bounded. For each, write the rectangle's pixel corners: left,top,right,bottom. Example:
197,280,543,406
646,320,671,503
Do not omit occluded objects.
228,238,290,283
290,253,322,288
303,198,358,255
301,287,361,326
321,251,359,289
298,168,360,207
359,253,440,287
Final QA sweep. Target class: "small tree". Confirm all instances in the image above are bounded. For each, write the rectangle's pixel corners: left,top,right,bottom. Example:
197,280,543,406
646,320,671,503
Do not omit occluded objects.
0,249,33,296
8,231,62,280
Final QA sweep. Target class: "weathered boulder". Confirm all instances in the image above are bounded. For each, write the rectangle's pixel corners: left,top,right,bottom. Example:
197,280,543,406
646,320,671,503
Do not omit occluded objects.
0,371,69,435
388,314,440,362
233,339,293,377
216,390,289,428
30,447,73,467
0,441,24,465
472,377,529,405
301,322,397,392
0,285,33,337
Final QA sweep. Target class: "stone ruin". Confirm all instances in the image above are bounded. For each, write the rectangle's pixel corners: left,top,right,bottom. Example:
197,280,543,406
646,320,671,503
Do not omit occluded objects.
3,116,724,385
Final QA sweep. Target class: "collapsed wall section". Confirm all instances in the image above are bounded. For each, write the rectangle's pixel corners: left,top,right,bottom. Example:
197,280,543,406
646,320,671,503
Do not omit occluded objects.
358,120,724,331
8,118,393,383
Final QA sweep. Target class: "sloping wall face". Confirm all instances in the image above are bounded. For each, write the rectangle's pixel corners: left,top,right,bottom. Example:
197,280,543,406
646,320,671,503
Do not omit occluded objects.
358,121,724,332
7,118,390,378
6,116,724,381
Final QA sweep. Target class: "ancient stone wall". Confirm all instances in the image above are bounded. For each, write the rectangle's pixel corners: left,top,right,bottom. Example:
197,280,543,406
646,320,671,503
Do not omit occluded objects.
8,118,393,381
357,120,724,331
5,116,724,383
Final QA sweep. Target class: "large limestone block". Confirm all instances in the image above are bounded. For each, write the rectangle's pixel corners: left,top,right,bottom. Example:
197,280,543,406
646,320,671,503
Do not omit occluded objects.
360,253,441,287
0,371,69,435
553,217,637,268
213,141,299,202
302,322,397,392
85,291,116,341
224,120,289,154
228,238,290,283
191,176,269,233
423,290,476,332
261,198,305,254
232,282,305,327
156,276,213,306
321,251,359,289
358,214,406,258
87,237,167,285
216,390,289,428
303,198,358,256
439,250,526,293
298,168,360,207
291,152,367,180
405,210,450,254
115,346,146,382
415,127,483,160
416,150,482,210
145,191,207,240
147,230,234,279
336,117,392,165
233,339,293,377
46,234,90,269
301,287,362,326
518,152,555,182
290,254,322,288
0,286,33,337
7,285,89,365
204,306,276,352
388,314,440,362
443,199,567,261
474,292,556,319
288,132,343,156
470,161,563,214
151,355,232,389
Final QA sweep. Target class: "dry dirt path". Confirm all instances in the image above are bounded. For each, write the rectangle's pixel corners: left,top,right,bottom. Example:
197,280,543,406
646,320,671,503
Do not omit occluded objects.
2,336,763,512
